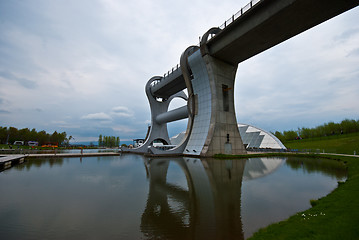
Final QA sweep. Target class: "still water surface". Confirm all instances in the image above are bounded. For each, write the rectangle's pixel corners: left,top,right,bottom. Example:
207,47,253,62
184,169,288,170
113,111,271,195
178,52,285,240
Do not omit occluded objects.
0,155,346,239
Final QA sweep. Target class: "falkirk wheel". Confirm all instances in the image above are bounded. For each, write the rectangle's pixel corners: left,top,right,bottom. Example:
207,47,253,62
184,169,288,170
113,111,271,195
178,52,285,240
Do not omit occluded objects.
122,0,359,157
123,28,247,157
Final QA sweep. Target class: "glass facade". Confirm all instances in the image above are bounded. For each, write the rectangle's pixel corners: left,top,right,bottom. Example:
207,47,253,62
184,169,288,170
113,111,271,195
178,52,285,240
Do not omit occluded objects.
238,123,286,150
172,123,286,150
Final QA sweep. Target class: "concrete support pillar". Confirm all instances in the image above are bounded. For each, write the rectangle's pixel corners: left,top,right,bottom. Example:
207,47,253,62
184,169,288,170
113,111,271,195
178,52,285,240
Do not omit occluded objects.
184,50,246,156
202,54,247,156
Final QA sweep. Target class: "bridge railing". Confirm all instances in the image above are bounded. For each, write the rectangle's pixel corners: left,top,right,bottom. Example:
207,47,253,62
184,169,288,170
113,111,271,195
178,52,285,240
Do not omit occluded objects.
219,0,262,30
150,64,180,87
163,64,180,79
156,0,262,86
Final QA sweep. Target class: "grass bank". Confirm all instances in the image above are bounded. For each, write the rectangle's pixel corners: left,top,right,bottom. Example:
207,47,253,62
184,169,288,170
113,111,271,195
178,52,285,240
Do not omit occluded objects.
283,132,359,155
216,153,359,239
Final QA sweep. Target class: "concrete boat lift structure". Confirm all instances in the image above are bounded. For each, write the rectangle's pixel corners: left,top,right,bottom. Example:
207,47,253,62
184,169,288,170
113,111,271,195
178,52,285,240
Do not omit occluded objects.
123,0,359,157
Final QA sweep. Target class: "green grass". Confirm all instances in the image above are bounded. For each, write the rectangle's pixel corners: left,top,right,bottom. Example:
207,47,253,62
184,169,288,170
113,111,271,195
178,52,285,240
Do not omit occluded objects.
284,132,359,155
215,152,359,240
247,154,359,240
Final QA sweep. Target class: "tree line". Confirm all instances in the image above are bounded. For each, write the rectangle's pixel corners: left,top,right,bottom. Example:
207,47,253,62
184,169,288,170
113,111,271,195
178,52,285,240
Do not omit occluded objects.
274,119,359,142
0,126,68,146
98,135,120,148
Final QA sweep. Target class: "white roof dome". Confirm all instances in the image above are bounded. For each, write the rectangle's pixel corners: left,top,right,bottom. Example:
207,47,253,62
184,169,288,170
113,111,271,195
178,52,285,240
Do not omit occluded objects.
170,123,286,150
238,123,286,149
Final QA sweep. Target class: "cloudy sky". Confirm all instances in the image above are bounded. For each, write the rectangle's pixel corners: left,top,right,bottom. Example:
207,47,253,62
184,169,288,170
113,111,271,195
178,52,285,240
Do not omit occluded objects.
1,0,358,144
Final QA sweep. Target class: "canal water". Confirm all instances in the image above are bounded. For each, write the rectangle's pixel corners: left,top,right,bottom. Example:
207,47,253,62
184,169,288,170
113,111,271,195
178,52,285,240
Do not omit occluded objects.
0,155,346,239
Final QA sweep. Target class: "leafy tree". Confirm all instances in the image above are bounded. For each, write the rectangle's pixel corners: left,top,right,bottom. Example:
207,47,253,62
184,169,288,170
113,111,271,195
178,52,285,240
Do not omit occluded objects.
50,131,58,144
8,127,19,144
276,118,359,142
283,130,298,141
37,130,49,145
98,135,120,147
0,127,7,144
298,127,312,139
341,119,359,134
30,128,37,141
274,131,284,141
98,134,103,147
0,126,68,146
58,132,67,145
18,128,30,141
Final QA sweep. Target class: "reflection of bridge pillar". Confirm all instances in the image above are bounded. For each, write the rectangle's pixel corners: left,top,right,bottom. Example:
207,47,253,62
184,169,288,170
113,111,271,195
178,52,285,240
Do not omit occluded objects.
203,158,245,240
141,157,245,239
141,158,195,239
184,48,246,156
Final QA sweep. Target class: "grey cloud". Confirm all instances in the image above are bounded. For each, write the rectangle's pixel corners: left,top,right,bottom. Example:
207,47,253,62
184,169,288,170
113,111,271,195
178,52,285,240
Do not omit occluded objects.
0,109,11,114
0,70,37,89
335,28,359,42
81,112,112,121
347,48,359,57
111,106,134,118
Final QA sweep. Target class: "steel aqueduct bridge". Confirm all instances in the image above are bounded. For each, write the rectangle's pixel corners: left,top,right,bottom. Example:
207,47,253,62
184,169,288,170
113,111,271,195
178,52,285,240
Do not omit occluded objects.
122,0,359,157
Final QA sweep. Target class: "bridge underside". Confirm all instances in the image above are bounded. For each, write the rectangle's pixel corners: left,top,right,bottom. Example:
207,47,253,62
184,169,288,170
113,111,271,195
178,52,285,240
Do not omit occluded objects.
208,0,359,65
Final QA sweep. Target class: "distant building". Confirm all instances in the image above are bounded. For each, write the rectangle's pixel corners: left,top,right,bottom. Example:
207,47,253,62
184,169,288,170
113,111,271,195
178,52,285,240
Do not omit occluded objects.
170,123,286,150
238,123,286,150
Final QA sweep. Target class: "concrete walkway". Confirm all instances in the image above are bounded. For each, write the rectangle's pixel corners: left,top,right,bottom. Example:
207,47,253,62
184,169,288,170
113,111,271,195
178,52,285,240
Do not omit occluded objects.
318,153,359,158
1,152,122,171
248,151,359,158
0,154,26,171
0,154,26,163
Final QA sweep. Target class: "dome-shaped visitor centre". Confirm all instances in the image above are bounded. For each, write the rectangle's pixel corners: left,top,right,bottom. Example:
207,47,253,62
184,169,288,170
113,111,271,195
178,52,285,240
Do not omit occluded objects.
238,123,286,150
170,123,286,151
